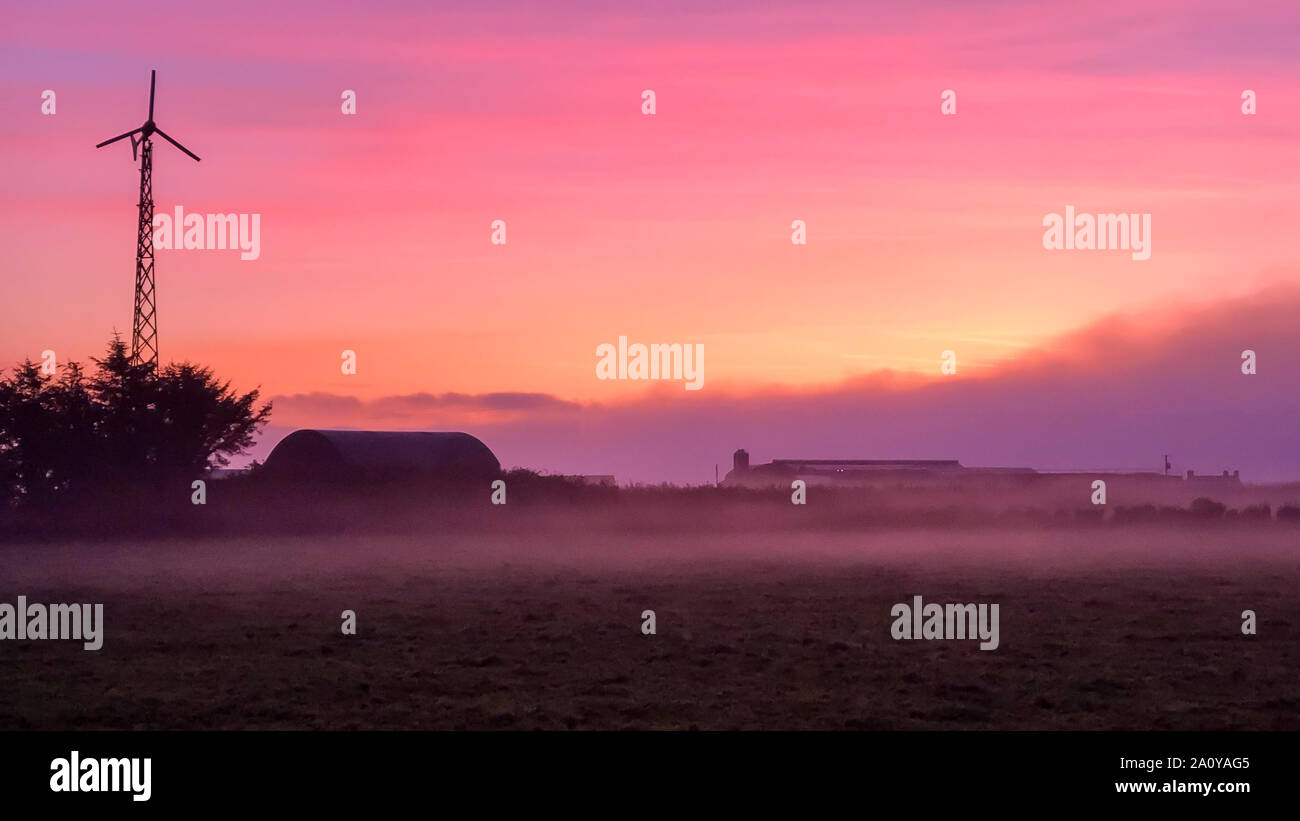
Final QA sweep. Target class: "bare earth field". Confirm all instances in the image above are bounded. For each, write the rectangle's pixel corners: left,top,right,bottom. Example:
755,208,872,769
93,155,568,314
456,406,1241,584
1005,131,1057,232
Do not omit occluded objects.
0,523,1296,730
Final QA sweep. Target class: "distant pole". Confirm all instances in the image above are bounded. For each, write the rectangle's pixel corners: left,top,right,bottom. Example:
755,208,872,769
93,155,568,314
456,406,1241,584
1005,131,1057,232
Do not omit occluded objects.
715,464,719,487
1163,454,1171,476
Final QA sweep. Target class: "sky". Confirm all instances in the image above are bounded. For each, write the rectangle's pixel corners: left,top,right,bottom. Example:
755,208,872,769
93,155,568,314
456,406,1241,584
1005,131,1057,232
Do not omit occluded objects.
2,0,1298,482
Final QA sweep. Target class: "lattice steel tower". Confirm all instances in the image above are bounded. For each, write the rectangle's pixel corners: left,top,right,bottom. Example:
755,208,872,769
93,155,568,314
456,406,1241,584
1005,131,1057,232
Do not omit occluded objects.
95,70,201,370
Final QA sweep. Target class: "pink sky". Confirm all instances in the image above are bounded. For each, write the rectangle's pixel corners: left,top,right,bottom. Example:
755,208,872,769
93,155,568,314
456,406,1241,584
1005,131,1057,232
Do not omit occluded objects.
2,0,1298,481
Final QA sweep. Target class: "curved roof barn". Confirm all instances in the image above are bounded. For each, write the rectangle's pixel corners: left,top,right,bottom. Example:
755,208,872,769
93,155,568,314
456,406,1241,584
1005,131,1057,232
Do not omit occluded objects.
264,430,500,479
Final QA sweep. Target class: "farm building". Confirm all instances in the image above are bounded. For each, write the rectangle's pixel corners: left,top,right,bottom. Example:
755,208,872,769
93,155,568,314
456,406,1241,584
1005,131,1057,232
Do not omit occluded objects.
723,448,1242,491
263,430,500,480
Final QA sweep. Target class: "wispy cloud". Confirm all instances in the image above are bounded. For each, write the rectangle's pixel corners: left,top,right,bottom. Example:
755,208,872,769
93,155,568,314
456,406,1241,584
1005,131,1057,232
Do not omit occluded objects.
270,390,582,427
247,284,1300,483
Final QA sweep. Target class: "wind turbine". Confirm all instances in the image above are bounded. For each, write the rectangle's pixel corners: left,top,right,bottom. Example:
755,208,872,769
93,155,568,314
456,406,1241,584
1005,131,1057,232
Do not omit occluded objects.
95,70,201,370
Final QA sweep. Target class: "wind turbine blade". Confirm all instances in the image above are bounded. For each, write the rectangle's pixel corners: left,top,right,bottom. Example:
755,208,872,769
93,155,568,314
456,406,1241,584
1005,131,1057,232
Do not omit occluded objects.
155,128,201,161
149,70,156,119
96,127,143,148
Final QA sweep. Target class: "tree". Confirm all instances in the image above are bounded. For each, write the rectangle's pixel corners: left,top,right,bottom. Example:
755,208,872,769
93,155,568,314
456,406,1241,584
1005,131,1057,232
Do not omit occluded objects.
152,361,271,479
0,336,272,505
0,360,59,504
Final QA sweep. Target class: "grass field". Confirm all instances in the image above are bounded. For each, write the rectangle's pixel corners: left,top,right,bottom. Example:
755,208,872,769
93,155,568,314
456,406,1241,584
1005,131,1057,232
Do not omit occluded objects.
1,522,1296,730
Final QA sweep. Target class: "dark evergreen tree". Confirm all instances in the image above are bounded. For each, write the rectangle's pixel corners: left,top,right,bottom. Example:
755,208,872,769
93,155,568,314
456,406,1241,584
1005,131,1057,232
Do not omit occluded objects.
0,336,271,506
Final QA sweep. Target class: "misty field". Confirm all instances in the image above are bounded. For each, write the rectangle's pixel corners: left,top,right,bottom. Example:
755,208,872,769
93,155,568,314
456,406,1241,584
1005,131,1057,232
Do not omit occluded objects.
1,522,1297,730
